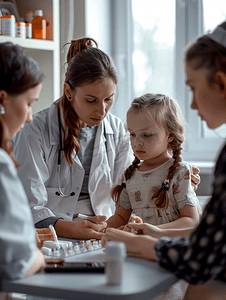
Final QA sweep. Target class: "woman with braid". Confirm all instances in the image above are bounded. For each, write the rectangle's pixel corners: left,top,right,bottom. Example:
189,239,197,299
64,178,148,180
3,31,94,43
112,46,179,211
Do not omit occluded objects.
12,37,132,240
107,93,201,232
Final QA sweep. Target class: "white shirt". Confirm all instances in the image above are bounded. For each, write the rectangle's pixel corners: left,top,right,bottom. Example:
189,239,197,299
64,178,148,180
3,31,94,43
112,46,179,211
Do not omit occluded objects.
13,100,133,223
0,149,36,279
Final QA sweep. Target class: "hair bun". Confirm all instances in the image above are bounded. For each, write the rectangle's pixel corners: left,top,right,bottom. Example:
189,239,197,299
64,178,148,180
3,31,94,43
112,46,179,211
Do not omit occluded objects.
66,38,98,64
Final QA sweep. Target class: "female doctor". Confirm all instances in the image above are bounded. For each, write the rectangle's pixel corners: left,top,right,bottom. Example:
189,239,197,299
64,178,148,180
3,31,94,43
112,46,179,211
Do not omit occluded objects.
13,38,132,239
13,38,200,240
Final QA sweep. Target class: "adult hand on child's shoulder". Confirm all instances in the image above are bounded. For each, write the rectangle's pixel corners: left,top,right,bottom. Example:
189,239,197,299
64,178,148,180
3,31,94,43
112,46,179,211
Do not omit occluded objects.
191,165,201,191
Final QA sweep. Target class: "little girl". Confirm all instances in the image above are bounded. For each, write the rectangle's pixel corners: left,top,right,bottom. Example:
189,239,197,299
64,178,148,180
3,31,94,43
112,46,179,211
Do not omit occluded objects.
107,93,201,230
106,93,201,300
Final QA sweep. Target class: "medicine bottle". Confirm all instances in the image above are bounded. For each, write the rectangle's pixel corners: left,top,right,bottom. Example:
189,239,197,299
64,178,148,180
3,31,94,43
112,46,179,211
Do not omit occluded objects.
16,21,26,39
25,11,34,24
1,15,15,37
25,23,32,38
105,241,126,285
32,10,46,39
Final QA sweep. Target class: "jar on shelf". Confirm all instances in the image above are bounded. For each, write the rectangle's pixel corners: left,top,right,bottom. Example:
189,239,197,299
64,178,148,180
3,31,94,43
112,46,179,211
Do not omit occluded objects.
1,15,15,37
16,21,26,39
25,23,32,38
25,11,34,24
32,10,46,39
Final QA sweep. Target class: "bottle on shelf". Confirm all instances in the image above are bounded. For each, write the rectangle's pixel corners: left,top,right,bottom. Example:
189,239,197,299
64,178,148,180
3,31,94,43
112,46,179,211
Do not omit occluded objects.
1,15,16,37
32,10,46,39
16,21,26,39
25,23,32,39
25,11,34,24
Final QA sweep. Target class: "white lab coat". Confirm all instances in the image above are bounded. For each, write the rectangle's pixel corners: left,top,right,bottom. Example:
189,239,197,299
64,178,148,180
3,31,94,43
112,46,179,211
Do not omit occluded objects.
0,149,36,279
13,100,133,224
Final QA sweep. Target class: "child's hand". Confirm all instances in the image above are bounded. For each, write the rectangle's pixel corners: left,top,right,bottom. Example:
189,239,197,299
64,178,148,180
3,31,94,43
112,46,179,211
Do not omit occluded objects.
87,215,107,225
123,215,143,233
131,215,143,223
36,228,54,248
126,222,162,238
117,225,125,230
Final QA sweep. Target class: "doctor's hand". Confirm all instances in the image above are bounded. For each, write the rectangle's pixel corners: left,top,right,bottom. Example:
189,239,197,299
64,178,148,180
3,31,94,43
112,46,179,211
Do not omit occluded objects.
54,216,107,240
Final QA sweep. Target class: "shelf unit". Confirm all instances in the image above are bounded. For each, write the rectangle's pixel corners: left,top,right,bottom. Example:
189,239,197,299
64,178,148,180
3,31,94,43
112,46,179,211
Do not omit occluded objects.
0,0,60,114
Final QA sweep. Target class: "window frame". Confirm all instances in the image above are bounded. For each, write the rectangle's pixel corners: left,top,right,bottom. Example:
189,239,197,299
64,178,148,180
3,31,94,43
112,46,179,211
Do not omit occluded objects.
111,0,224,171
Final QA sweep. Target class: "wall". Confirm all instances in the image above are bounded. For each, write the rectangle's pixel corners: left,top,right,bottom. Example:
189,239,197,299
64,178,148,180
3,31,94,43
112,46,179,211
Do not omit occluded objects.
85,0,112,55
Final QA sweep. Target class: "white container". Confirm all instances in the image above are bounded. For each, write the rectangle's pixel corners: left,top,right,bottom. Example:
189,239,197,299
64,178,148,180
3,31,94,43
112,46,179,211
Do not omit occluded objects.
16,21,26,39
41,246,52,256
26,23,32,38
105,241,126,285
1,15,15,37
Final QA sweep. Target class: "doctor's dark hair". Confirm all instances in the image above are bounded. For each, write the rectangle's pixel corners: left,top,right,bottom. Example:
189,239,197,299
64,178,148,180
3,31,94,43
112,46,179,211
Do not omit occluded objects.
58,37,118,165
0,42,43,165
111,93,185,210
185,21,226,85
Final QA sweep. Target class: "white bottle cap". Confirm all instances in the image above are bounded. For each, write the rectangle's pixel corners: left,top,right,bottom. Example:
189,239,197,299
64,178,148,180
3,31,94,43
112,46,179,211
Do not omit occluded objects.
34,10,43,17
43,240,59,249
105,241,127,258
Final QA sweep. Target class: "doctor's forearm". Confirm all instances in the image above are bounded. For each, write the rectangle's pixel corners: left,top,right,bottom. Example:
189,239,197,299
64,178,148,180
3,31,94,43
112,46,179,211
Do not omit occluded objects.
54,219,106,240
54,219,77,238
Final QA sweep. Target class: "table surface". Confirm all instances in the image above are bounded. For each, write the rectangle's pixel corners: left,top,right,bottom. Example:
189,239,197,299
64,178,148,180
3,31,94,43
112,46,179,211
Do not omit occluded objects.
0,248,178,300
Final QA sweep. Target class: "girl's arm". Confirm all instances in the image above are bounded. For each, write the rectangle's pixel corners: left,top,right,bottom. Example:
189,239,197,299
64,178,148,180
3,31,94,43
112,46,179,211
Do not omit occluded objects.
127,220,193,238
107,205,132,228
157,204,200,230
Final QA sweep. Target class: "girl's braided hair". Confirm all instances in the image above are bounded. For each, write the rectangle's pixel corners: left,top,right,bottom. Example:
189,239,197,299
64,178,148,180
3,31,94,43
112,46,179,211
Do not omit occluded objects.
111,93,185,209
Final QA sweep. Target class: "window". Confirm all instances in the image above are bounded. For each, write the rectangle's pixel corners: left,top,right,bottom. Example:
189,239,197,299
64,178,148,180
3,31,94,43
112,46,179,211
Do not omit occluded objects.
132,0,176,98
111,0,226,166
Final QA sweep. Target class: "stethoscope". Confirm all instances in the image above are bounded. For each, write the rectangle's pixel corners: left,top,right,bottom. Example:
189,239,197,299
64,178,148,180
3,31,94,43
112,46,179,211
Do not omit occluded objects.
55,107,75,198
